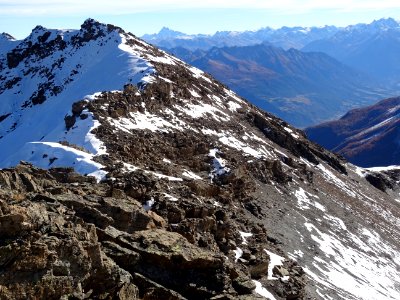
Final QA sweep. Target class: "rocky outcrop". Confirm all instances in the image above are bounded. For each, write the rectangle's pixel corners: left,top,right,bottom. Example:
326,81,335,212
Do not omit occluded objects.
0,186,138,299
0,164,306,299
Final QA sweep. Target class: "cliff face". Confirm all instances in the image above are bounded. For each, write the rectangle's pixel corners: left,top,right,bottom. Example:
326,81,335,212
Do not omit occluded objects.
0,19,399,300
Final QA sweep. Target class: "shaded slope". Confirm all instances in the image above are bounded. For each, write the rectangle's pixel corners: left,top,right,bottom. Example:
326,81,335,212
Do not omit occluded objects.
305,96,400,167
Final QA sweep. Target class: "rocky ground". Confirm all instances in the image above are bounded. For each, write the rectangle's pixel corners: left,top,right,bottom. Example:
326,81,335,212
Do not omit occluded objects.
0,162,306,299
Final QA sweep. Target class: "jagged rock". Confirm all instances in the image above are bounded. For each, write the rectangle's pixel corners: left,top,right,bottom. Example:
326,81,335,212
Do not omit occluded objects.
64,114,76,130
0,213,31,237
132,272,186,300
249,252,269,279
147,210,167,228
0,165,259,298
365,172,393,192
232,276,256,294
102,240,141,267
71,100,88,115
0,195,138,300
115,229,233,298
273,266,290,277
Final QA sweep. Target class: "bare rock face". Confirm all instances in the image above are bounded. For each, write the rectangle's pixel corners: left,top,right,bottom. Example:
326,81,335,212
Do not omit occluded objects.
0,190,138,299
0,164,295,299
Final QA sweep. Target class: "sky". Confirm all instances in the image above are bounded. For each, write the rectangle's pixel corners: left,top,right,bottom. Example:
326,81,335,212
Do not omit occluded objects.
1,0,400,39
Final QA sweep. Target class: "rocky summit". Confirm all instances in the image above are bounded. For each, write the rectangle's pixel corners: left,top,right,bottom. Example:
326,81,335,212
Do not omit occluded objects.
0,19,399,300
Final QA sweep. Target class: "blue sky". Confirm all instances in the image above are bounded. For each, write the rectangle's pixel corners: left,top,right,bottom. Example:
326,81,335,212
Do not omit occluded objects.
1,0,400,39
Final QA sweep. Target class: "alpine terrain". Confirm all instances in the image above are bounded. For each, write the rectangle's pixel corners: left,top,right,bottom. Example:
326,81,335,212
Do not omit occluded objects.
0,19,399,300
303,18,400,84
305,96,400,167
167,44,387,127
142,25,340,50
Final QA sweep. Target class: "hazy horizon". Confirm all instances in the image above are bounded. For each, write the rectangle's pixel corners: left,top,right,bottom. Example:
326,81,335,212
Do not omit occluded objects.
1,0,400,39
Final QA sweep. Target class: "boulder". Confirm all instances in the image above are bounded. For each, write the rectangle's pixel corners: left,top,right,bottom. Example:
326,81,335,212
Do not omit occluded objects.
273,266,290,277
233,276,256,294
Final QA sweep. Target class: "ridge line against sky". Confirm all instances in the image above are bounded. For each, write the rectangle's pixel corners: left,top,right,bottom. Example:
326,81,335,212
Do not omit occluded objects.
1,0,400,38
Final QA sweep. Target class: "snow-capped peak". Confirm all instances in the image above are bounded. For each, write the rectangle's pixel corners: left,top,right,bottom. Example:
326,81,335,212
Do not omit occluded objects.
370,17,400,30
0,20,181,181
0,32,17,53
0,32,15,41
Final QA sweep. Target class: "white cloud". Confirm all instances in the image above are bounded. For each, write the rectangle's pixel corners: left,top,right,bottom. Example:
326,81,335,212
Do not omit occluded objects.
1,0,400,16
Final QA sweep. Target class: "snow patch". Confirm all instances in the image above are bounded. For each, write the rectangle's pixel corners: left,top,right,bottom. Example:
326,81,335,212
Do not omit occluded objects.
227,101,242,112
188,89,201,98
209,149,230,180
284,126,300,139
203,130,274,159
182,170,202,180
303,220,400,300
146,54,177,65
264,249,285,280
387,105,400,114
108,111,184,133
316,163,356,198
290,249,304,260
252,280,277,300
354,117,394,138
175,103,230,122
143,198,155,211
233,247,243,262
366,165,400,172
149,171,183,181
163,158,172,164
189,66,212,83
2,141,106,182
163,193,178,202
213,201,222,207
351,164,367,177
0,30,155,178
294,188,325,211
239,231,253,245
123,162,139,172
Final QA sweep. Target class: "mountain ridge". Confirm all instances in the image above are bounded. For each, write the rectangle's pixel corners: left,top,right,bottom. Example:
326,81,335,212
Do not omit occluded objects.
167,43,390,127
305,96,400,167
142,18,400,52
142,25,340,50
303,18,400,83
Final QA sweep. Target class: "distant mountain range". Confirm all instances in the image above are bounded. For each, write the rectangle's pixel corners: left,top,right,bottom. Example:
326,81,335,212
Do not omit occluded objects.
305,96,400,167
142,25,339,50
167,44,390,127
143,18,400,127
303,18,400,83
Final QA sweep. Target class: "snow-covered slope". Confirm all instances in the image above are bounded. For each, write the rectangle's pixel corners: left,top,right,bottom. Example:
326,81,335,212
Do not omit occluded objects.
0,19,176,180
0,19,399,300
